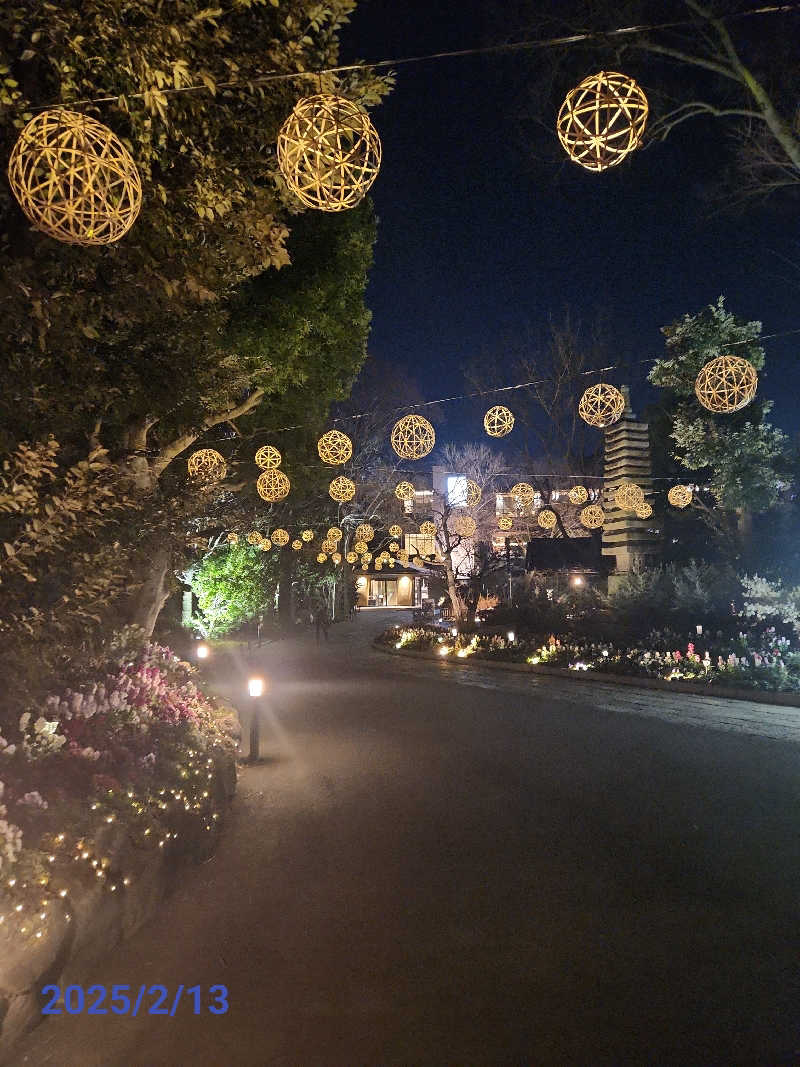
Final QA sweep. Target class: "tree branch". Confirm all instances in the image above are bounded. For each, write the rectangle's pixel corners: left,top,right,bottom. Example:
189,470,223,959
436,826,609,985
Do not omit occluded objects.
151,388,265,478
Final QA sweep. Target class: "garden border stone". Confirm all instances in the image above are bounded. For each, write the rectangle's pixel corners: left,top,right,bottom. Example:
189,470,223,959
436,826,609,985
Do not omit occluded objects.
0,750,237,1062
374,641,800,709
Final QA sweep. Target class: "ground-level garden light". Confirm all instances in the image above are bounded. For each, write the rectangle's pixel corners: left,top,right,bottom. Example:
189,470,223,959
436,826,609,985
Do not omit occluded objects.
247,676,265,761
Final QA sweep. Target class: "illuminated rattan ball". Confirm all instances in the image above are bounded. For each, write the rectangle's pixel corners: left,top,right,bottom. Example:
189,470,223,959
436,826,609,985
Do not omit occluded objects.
346,551,358,564
271,528,289,547
389,541,400,553
301,529,314,542
277,94,381,212
361,552,372,563
578,383,626,428
395,481,415,501
497,515,513,531
464,479,482,507
354,540,368,554
292,539,302,551
355,523,374,543
484,405,515,438
321,538,337,554
419,520,436,537
255,445,281,470
454,515,478,537
568,485,589,505
635,502,653,519
390,414,436,460
379,550,390,561
374,560,383,571
668,484,693,509
361,564,369,571
614,482,644,510
329,476,356,502
332,552,342,565
580,504,605,529
510,482,536,508
388,524,403,538
557,71,649,172
246,531,262,546
317,429,353,465
538,509,557,530
317,552,328,564
226,532,239,545
397,549,409,563
260,538,272,551
388,559,395,568
188,448,227,484
257,469,290,502
8,109,142,245
327,526,343,543
694,355,758,413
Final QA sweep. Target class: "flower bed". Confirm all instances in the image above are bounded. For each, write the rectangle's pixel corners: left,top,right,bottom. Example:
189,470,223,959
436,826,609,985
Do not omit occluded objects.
377,625,800,692
0,641,238,1051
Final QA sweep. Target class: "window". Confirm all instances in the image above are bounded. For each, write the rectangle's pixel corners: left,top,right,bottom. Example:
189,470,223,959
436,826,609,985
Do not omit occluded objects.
406,534,436,559
447,475,468,508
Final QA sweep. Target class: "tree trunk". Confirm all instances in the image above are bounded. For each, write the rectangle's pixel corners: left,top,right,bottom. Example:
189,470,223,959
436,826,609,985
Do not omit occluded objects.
443,553,466,624
736,508,753,554
129,543,172,638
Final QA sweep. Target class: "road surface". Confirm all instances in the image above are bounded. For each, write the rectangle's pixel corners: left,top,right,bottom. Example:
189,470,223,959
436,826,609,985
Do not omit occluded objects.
13,610,800,1065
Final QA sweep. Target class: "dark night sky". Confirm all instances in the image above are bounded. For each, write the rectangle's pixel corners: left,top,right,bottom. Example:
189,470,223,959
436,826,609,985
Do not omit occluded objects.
340,0,800,440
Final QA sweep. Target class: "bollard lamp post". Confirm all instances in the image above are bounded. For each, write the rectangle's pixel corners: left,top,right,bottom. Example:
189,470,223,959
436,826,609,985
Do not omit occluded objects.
248,676,264,761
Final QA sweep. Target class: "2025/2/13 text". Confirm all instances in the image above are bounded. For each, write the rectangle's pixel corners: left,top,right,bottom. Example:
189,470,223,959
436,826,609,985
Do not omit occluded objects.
41,984,228,1016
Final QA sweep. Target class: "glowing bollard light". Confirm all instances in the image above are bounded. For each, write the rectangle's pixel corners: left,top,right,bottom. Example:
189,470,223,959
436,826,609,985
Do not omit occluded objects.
450,627,458,638
248,676,265,761
196,642,210,660
507,631,516,644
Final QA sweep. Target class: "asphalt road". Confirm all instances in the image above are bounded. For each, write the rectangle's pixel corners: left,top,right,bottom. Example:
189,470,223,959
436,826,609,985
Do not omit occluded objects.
13,610,800,1066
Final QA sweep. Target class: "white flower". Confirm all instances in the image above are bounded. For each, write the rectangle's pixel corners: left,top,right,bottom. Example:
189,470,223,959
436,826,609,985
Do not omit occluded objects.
19,712,30,731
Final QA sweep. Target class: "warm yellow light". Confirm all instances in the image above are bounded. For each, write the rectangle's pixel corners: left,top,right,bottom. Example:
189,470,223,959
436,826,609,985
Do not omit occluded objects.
248,677,264,698
196,643,209,660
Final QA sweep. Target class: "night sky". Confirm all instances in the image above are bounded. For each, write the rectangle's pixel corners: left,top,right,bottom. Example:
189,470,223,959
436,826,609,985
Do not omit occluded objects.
341,0,799,441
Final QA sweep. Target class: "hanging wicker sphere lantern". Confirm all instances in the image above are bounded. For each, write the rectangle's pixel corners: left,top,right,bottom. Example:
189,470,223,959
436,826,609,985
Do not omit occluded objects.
387,541,399,553
578,383,626,428
374,560,383,571
394,481,415,501
187,448,227,484
419,520,436,537
538,509,557,530
397,549,409,562
291,539,302,550
614,482,645,510
694,355,758,413
390,414,436,460
321,538,337,554
361,551,372,563
510,482,536,508
255,445,281,470
327,526,343,543
246,531,262,546
497,515,513,531
453,515,477,537
317,552,328,563
668,484,693,509
568,485,589,505
388,524,403,538
557,71,649,172
355,523,374,543
301,529,314,542
317,429,353,465
353,539,368,554
226,532,239,544
379,550,390,561
464,479,482,507
271,528,290,547
580,504,605,529
257,468,290,502
346,551,358,564
328,476,356,502
8,109,142,245
277,94,381,212
332,551,342,565
388,559,396,568
635,502,653,519
260,537,272,551
484,405,515,437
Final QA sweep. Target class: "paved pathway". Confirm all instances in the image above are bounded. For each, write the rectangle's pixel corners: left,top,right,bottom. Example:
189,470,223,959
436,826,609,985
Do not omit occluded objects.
14,611,800,1065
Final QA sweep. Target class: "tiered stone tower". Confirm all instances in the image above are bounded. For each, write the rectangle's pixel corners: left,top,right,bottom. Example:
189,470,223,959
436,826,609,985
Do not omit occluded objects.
602,386,660,590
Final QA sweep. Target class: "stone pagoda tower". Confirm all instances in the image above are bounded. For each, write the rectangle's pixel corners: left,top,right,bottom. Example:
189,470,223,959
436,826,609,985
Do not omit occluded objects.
602,386,661,590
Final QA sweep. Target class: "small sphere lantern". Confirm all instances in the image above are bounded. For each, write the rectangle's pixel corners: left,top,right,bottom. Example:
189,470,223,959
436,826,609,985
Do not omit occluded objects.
277,94,381,212
580,504,605,529
332,552,342,565
327,526,343,542
419,520,436,537
557,71,649,172
317,552,328,564
301,529,314,542
389,524,403,537
614,482,644,510
329,476,356,502
188,448,226,484
226,532,239,544
317,429,353,465
395,481,415,501
694,355,758,413
255,445,281,470
257,469,290,502
260,538,272,551
355,523,374,543
271,528,290,547
464,479,481,507
538,509,557,530
498,515,513,531
8,109,143,245
321,538,337,554
568,485,589,505
246,531,262,546
510,482,536,508
389,541,400,553
453,515,477,537
390,414,436,460
578,383,626,428
635,502,653,519
292,539,302,551
668,485,693,509
346,551,358,564
484,405,515,438
354,540,368,554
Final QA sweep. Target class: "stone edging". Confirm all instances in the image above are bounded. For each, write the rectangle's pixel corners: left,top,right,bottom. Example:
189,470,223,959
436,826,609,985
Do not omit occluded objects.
373,641,800,709
0,751,237,1061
